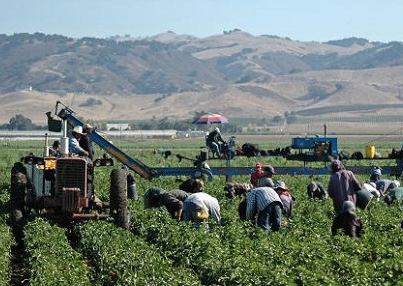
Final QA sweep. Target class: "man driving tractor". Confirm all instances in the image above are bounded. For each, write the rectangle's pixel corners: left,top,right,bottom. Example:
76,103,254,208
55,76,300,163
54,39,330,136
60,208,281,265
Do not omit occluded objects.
206,127,226,158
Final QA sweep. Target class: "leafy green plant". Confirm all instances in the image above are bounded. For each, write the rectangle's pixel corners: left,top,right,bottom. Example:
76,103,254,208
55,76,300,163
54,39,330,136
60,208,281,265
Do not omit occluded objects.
0,224,12,286
76,220,201,285
24,218,91,286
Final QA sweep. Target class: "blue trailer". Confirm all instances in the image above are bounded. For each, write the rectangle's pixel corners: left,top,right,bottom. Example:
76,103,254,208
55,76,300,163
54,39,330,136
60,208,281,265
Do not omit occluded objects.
287,136,338,163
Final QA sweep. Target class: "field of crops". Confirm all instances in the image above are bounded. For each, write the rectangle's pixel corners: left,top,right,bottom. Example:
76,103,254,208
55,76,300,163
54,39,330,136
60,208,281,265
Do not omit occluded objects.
1,136,403,285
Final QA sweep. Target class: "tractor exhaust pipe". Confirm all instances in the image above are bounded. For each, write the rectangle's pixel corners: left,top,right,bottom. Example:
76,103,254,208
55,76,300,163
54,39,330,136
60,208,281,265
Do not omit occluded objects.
60,119,69,156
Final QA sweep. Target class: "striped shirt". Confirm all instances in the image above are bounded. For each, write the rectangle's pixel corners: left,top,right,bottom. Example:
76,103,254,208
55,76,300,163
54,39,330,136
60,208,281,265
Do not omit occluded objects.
246,187,283,220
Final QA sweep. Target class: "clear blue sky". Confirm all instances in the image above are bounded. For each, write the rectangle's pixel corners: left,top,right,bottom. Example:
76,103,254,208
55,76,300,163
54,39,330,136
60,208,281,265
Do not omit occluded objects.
2,0,402,42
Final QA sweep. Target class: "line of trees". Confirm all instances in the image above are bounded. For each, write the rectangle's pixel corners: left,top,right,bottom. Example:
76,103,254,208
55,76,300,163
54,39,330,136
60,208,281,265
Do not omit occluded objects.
0,114,46,130
0,114,242,133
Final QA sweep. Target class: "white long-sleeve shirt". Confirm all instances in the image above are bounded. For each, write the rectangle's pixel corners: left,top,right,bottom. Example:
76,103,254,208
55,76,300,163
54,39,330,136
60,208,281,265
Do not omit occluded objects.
184,192,221,222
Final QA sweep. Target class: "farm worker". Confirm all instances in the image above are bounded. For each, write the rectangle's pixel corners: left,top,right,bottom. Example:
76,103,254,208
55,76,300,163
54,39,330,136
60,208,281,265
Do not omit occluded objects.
256,165,276,188
250,162,264,187
49,140,61,157
328,160,362,214
224,182,253,199
273,181,295,219
144,187,189,221
178,178,205,194
183,192,221,226
331,201,363,238
206,127,226,158
383,187,403,206
244,186,283,234
80,123,95,160
68,126,89,157
375,179,399,196
369,166,382,184
361,182,381,198
307,181,328,200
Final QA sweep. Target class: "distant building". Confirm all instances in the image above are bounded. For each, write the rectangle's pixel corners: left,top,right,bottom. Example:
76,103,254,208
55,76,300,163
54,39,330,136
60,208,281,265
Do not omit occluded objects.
106,123,131,131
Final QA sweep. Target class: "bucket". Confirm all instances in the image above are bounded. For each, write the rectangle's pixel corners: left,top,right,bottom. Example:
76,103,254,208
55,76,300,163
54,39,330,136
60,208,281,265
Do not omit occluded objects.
356,189,373,210
48,118,62,132
200,148,209,161
365,145,376,159
127,183,138,200
229,136,236,151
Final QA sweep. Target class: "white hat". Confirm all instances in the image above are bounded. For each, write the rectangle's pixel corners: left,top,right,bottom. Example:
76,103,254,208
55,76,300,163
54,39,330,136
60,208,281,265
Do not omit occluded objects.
73,125,86,135
215,127,220,133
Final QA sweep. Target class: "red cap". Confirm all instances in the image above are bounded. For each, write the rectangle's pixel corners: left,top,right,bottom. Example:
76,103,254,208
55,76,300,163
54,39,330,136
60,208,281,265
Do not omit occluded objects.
256,162,263,168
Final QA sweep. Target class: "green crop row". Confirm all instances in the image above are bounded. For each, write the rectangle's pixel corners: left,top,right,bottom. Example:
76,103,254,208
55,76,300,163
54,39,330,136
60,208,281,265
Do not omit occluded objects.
0,224,12,286
0,163,12,286
24,218,92,286
75,220,202,285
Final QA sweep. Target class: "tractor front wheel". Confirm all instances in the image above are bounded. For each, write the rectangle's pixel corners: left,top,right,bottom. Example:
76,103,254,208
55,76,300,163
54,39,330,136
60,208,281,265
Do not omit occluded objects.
110,169,130,229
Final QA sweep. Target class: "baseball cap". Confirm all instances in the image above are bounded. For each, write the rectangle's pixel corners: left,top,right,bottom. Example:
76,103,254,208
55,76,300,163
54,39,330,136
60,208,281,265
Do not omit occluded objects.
255,162,263,168
263,165,276,174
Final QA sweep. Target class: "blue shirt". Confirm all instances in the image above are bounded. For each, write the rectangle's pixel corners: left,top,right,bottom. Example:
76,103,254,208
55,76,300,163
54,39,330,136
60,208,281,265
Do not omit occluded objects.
68,134,87,156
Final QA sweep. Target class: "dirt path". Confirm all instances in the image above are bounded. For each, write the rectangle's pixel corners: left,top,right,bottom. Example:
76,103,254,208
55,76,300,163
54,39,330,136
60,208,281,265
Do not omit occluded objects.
9,244,29,286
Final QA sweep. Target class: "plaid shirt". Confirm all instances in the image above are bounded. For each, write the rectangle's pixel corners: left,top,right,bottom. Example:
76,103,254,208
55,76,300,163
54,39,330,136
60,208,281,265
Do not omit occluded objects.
246,187,283,220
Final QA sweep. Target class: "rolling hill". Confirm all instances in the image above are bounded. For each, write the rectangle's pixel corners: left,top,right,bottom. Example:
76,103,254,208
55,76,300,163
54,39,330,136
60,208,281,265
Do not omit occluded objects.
1,31,403,128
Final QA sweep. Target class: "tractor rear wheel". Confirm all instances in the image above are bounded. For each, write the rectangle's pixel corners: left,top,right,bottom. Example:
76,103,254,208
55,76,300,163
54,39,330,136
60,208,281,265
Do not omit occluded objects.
110,169,130,229
10,163,28,244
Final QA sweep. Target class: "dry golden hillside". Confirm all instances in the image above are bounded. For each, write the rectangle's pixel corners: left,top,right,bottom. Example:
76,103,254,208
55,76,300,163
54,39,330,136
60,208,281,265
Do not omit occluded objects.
2,31,403,135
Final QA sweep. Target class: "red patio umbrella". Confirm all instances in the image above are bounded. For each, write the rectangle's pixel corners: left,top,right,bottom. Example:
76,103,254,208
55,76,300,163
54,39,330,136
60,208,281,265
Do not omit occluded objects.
192,113,228,125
